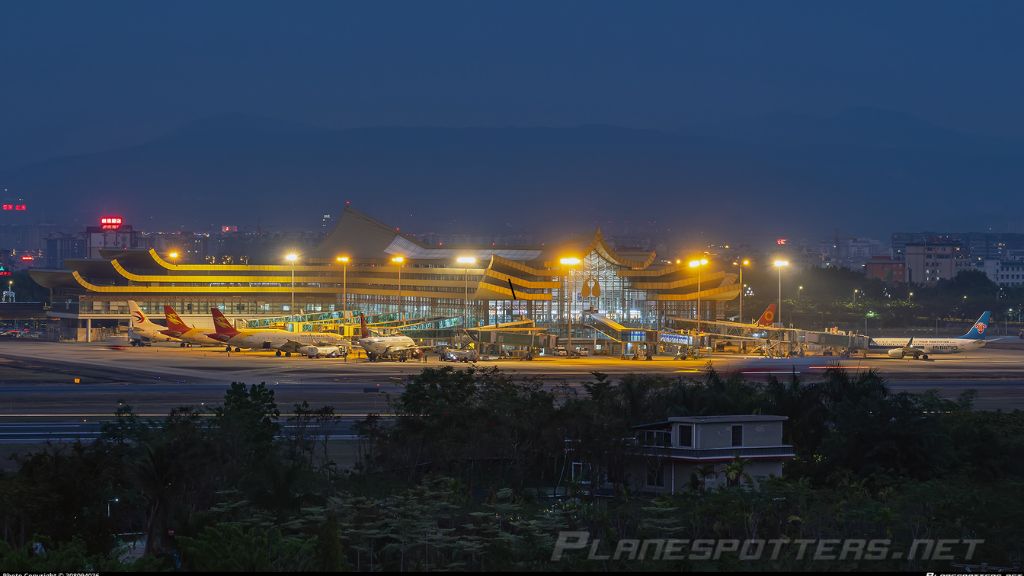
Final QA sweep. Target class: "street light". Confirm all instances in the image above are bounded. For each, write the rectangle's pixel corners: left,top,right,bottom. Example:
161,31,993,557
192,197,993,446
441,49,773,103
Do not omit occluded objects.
285,252,299,314
853,288,860,304
336,256,350,312
773,260,789,327
391,256,406,321
107,497,119,518
559,257,581,355
456,256,477,328
168,250,179,261
732,259,750,323
798,285,804,300
689,258,709,337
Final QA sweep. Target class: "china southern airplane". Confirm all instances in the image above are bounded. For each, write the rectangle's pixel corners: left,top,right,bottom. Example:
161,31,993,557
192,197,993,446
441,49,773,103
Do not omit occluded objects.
868,311,991,360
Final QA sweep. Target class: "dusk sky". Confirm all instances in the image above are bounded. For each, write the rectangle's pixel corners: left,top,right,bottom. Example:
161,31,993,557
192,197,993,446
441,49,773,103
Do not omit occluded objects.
2,1,1023,238
5,0,1024,163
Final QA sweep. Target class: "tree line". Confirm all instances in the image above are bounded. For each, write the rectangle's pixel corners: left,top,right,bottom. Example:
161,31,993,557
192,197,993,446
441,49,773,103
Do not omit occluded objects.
0,367,1022,571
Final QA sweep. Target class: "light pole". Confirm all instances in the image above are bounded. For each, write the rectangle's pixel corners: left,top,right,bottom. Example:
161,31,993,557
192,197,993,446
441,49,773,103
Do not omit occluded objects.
336,256,350,312
689,258,709,338
391,256,405,321
285,252,299,314
107,497,119,518
853,288,859,305
798,285,804,301
773,260,789,327
168,250,180,262
457,256,477,328
732,259,750,322
560,257,581,355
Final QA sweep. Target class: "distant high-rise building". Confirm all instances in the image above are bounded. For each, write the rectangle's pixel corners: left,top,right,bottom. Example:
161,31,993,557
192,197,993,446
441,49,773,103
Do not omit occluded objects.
903,242,967,284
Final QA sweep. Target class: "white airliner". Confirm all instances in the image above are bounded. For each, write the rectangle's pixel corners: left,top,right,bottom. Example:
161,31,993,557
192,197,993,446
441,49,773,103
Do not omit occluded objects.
209,308,351,357
357,313,426,361
128,300,179,346
868,311,991,360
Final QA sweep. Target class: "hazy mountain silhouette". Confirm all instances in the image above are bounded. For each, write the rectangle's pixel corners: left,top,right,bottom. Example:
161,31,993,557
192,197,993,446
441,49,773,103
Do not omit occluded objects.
2,109,1021,241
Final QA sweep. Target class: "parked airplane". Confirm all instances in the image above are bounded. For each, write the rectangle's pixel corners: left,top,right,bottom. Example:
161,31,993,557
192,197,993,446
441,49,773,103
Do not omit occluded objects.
357,313,426,361
667,303,793,355
209,308,351,357
670,303,779,331
127,300,179,346
161,305,221,347
868,311,991,360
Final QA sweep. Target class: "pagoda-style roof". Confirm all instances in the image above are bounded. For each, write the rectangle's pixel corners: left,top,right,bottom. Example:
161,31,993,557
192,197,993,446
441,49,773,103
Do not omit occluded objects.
315,206,543,261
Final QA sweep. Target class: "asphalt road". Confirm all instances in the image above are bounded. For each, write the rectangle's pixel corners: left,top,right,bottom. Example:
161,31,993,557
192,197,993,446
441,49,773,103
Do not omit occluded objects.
0,339,1022,442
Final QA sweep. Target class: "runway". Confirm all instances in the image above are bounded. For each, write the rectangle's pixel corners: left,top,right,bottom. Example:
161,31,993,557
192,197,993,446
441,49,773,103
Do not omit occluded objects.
0,339,1021,443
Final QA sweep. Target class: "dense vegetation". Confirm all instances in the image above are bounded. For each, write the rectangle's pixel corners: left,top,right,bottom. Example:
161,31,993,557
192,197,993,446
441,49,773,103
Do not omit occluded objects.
1,367,1022,571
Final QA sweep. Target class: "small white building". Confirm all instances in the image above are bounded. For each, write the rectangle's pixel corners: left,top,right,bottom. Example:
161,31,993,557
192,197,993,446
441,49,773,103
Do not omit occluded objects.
628,415,795,494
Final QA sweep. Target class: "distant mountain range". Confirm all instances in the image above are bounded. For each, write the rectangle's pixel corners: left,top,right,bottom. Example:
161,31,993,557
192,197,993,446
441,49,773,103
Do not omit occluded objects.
2,108,1021,242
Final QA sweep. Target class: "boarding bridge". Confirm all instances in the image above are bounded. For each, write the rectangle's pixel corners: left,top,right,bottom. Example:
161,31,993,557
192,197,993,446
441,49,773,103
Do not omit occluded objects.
663,315,871,355
579,311,656,355
244,311,460,337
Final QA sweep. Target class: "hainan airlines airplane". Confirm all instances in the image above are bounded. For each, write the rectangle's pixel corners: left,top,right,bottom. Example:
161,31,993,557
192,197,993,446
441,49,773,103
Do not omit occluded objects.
128,300,179,346
868,311,991,360
209,308,351,357
357,313,427,361
161,305,221,347
670,303,779,331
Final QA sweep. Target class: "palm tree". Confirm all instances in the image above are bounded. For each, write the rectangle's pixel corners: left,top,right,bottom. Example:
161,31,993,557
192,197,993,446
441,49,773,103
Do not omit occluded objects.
724,457,753,488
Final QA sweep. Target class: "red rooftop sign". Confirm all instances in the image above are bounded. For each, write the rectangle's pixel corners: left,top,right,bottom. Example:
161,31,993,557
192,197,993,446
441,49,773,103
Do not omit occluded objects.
100,216,123,230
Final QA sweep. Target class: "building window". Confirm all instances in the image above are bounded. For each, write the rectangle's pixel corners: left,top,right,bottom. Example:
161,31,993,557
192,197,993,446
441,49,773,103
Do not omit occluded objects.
731,425,743,447
639,430,670,447
677,424,693,447
646,460,665,487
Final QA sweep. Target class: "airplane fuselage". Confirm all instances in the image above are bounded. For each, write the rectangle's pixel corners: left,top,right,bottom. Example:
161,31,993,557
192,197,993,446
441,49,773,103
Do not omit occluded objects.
224,330,349,352
359,335,419,359
870,337,986,355
131,323,179,343
174,328,221,346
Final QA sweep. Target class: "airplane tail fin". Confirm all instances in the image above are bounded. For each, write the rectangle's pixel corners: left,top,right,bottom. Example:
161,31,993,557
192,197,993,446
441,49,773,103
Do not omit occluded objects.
164,305,190,334
359,313,370,339
755,303,777,327
959,311,991,340
128,300,148,326
210,307,239,337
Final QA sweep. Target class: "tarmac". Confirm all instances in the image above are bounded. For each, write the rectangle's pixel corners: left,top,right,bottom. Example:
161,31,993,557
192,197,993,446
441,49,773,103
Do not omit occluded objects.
0,338,1021,444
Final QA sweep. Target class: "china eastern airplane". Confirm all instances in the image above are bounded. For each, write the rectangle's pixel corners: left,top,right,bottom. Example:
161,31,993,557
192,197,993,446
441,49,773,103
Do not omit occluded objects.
209,308,351,357
357,313,428,361
867,311,991,360
128,300,179,345
160,305,221,347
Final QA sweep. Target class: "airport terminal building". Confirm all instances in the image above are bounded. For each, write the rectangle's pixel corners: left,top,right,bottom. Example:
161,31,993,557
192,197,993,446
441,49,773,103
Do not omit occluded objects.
31,208,741,350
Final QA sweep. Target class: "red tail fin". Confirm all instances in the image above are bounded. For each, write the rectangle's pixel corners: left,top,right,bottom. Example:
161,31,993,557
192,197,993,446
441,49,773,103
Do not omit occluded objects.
359,313,370,339
755,304,777,327
211,307,239,337
164,305,190,335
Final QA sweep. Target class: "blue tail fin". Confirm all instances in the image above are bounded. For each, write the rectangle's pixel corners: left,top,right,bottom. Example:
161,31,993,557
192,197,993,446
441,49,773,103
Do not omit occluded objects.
959,311,991,340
